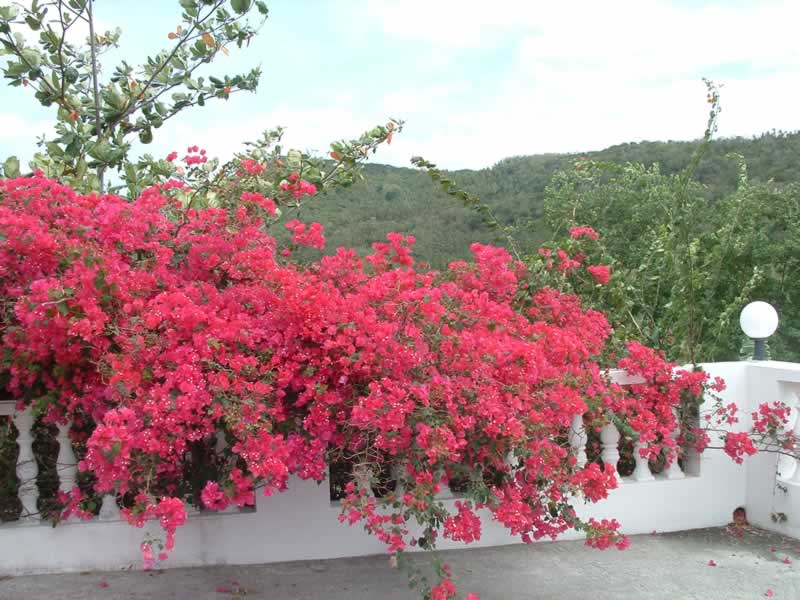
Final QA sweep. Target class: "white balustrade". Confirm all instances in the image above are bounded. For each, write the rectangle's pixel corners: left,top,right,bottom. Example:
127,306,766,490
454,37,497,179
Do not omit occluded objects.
212,430,241,513
600,421,622,482
631,440,655,482
568,414,588,468
435,473,452,500
98,494,121,521
12,406,40,524
505,450,520,473
664,408,686,480
352,464,375,498
215,430,228,454
55,421,78,494
391,462,405,499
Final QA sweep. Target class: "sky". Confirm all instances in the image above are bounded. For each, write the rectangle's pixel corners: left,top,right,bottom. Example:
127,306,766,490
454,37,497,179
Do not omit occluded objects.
0,0,799,170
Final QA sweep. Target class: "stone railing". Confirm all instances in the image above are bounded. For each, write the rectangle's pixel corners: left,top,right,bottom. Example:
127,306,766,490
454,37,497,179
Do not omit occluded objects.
0,361,785,575
0,402,121,524
339,369,689,504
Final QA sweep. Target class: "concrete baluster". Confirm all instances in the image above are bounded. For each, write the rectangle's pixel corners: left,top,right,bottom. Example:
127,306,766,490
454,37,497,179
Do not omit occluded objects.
435,472,452,500
632,439,655,482
391,461,405,500
54,420,79,520
56,421,78,494
664,410,686,480
353,464,375,498
213,430,239,513
215,430,228,454
13,406,40,524
569,414,588,468
98,494,121,521
600,421,622,482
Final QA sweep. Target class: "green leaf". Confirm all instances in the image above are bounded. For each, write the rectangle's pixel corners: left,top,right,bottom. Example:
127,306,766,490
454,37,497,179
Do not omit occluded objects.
179,0,199,17
45,142,64,157
4,62,28,77
287,148,302,168
0,6,20,20
231,0,251,15
87,140,113,161
3,155,20,177
20,48,42,68
64,67,79,83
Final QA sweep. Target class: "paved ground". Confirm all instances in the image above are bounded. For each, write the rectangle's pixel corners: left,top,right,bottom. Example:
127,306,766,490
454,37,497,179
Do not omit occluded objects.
1,526,799,600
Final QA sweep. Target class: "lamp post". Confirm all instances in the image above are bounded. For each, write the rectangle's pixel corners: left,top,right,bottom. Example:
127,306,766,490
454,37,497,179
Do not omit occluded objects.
739,301,779,360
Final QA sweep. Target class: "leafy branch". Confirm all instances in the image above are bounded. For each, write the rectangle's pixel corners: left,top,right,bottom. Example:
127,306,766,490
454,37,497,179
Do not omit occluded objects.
410,156,522,261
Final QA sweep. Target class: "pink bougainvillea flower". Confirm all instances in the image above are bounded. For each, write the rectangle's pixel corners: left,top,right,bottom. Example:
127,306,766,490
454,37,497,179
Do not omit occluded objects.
140,543,155,571
764,590,774,598
98,581,109,588
569,226,600,241
241,158,265,175
783,557,792,564
707,560,717,567
587,264,611,285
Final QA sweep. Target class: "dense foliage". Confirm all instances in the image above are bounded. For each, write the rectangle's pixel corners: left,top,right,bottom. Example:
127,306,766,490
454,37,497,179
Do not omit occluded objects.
308,130,800,272
544,153,800,364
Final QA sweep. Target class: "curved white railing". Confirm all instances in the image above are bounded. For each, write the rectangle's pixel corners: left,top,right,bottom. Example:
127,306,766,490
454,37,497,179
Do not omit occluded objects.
1,361,792,576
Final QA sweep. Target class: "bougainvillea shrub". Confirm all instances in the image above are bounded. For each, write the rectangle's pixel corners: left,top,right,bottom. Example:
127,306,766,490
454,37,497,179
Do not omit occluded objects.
0,174,786,599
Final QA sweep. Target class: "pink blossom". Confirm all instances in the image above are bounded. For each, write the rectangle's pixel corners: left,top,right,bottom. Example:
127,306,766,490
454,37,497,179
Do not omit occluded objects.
587,265,611,285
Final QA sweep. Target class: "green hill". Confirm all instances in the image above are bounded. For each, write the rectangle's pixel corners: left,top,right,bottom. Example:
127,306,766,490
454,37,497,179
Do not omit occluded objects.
299,130,800,269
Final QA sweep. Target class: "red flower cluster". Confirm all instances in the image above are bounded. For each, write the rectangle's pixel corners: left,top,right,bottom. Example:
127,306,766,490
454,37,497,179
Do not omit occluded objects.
569,226,600,241
183,145,208,165
723,432,758,464
241,158,265,175
587,265,611,285
584,518,630,550
279,172,317,199
285,219,325,250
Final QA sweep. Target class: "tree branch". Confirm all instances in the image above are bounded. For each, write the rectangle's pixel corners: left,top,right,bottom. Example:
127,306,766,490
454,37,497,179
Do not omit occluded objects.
86,0,104,192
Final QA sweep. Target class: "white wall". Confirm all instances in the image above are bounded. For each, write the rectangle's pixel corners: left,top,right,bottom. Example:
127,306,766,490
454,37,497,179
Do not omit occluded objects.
742,361,800,538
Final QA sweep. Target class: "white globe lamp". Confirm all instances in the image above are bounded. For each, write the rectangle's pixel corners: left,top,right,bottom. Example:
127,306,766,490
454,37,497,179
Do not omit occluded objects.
739,301,779,360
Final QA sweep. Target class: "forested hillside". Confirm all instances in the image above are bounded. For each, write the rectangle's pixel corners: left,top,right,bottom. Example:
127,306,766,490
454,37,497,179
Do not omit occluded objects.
302,130,800,268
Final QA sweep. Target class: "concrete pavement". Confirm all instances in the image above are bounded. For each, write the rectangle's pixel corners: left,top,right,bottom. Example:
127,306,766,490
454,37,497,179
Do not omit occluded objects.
1,527,798,600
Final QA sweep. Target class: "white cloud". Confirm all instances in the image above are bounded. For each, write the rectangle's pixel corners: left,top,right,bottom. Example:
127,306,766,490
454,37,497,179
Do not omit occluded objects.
0,114,54,164
148,105,395,165
6,1,797,172
342,0,800,168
